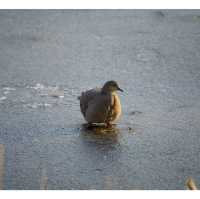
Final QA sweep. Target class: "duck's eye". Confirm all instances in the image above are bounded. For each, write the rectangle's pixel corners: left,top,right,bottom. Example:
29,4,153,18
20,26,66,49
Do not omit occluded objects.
112,85,117,90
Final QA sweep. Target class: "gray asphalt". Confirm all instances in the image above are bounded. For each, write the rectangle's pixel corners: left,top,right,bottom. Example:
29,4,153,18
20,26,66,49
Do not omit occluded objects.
0,10,200,189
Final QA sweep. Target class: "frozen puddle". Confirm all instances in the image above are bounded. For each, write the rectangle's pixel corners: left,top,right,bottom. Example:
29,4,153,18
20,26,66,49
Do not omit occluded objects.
24,102,52,109
30,83,45,90
0,96,7,101
2,87,16,91
28,83,65,98
0,83,66,109
48,88,64,98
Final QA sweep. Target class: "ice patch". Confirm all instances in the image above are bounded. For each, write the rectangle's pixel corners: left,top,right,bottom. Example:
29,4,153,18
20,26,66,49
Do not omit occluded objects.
28,83,64,98
43,103,52,107
2,87,16,91
3,91,10,95
25,102,52,109
48,89,64,98
30,83,45,90
0,96,7,101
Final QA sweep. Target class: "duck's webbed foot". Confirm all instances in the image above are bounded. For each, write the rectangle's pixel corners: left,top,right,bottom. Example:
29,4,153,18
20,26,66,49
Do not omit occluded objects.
106,122,113,128
83,123,94,129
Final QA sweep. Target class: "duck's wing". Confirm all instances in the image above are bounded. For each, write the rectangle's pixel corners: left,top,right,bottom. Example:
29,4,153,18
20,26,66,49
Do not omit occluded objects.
84,92,115,123
79,88,101,117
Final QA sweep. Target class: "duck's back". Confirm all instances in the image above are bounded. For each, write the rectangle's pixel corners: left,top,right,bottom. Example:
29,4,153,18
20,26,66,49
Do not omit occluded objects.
85,92,113,123
79,88,101,117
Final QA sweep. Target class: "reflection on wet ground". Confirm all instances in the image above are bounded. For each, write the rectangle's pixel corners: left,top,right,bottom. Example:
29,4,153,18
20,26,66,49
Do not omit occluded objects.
39,167,48,190
0,10,200,189
79,126,122,189
80,125,120,154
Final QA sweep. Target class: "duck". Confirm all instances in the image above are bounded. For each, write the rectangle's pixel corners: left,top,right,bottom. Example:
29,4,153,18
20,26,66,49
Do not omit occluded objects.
78,80,123,127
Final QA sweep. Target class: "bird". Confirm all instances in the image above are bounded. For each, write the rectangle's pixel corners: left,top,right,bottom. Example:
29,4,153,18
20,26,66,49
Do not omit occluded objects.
78,80,123,127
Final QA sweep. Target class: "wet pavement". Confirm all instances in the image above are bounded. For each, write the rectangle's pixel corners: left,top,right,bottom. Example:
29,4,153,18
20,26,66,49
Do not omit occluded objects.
0,10,200,189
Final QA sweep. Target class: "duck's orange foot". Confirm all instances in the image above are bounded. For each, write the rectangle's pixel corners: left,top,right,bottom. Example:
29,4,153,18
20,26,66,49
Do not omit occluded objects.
106,122,114,128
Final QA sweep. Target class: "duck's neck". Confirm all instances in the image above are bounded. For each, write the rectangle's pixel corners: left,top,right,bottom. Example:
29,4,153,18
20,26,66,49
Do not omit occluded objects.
101,88,114,95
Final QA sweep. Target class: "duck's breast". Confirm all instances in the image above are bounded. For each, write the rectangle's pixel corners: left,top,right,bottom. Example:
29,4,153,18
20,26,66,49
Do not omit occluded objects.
111,93,122,122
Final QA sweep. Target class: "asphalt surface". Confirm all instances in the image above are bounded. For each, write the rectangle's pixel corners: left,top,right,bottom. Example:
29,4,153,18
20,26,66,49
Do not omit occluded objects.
0,10,200,189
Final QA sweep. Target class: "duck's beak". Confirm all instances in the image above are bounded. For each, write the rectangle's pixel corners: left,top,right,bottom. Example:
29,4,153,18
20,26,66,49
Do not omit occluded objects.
117,87,124,92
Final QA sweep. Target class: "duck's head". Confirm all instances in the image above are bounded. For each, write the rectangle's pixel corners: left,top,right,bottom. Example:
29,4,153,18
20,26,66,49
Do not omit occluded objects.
102,80,123,93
